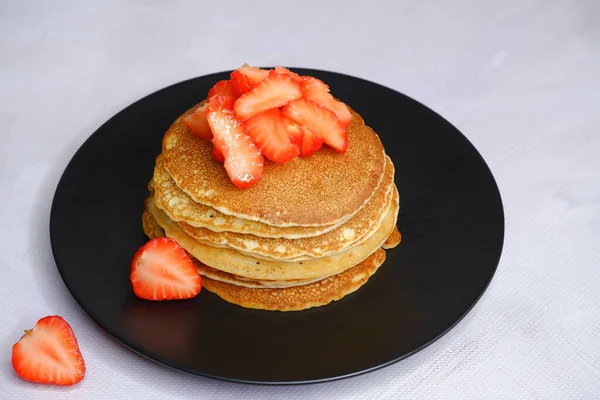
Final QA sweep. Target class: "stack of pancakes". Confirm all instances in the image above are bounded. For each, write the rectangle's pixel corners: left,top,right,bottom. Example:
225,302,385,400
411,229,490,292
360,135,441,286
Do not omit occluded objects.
142,103,401,311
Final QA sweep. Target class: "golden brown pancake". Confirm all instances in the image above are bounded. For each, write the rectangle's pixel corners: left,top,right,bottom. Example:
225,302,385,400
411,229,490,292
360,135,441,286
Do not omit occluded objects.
161,104,386,227
142,197,164,239
193,263,326,288
153,156,349,239
176,158,395,260
383,226,402,249
201,249,387,311
147,186,399,281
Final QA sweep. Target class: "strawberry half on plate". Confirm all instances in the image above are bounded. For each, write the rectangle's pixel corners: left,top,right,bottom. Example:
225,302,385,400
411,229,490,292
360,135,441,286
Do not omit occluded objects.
131,237,202,300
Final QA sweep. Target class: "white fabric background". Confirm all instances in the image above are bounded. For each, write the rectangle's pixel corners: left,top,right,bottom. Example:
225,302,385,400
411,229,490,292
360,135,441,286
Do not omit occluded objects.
1,0,599,398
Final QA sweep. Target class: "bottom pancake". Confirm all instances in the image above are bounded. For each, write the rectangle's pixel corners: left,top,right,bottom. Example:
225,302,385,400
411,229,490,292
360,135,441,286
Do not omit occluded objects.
201,249,386,311
383,226,401,249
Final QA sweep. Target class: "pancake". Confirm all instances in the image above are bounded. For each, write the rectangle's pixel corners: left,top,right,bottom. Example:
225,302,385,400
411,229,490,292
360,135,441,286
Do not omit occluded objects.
143,200,398,290
142,197,165,239
194,263,326,289
153,156,349,239
148,186,399,281
383,226,402,249
176,157,395,260
161,104,386,227
201,249,387,311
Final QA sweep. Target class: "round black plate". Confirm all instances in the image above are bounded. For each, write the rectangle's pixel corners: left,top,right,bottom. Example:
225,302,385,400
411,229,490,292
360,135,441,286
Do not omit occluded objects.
50,69,504,384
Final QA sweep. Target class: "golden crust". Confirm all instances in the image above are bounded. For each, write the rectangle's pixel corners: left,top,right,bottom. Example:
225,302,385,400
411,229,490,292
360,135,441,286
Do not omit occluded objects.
161,104,386,227
383,226,402,249
142,197,164,239
153,156,348,239
201,249,387,311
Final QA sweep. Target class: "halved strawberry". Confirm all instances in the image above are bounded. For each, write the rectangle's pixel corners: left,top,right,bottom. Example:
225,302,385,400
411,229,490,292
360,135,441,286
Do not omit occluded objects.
212,144,225,163
184,104,212,141
230,65,270,96
299,127,324,157
206,95,264,188
274,66,301,81
208,80,237,99
281,98,348,153
12,316,85,386
301,77,352,128
131,237,202,300
234,73,302,121
245,109,300,164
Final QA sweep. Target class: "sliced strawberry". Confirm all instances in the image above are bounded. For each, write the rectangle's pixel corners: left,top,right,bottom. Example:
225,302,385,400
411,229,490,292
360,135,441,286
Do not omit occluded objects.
208,80,237,99
230,65,270,96
301,77,351,128
212,144,225,163
300,76,330,93
208,94,235,111
184,104,212,141
245,109,300,164
281,98,348,153
281,116,322,156
12,316,85,386
281,116,303,146
234,74,302,121
274,66,301,81
206,95,264,188
131,237,202,300
304,91,352,128
299,127,324,157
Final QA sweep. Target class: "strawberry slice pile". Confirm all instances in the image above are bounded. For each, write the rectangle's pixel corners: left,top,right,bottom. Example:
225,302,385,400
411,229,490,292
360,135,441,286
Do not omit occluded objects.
184,64,351,188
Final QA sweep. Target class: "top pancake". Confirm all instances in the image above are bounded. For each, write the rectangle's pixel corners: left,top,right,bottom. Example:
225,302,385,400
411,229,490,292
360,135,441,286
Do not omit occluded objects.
153,155,349,239
162,103,386,227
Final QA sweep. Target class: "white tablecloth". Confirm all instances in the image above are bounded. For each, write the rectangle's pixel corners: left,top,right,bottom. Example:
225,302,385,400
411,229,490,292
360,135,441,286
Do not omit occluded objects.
1,1,599,398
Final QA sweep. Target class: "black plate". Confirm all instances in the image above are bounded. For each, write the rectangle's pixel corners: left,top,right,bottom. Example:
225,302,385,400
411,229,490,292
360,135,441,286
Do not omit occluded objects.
50,69,504,384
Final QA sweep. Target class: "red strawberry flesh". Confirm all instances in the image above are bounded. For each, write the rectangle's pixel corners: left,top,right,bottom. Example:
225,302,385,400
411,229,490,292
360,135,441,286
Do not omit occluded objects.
206,95,264,188
230,65,269,96
281,98,348,153
130,237,202,300
245,109,300,164
274,66,301,81
299,127,324,157
208,80,237,99
301,77,351,128
12,316,86,386
184,104,212,141
234,73,302,121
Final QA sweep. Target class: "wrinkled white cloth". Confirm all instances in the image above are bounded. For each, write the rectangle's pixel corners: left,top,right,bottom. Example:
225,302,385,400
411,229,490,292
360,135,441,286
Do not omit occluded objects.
1,0,598,398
